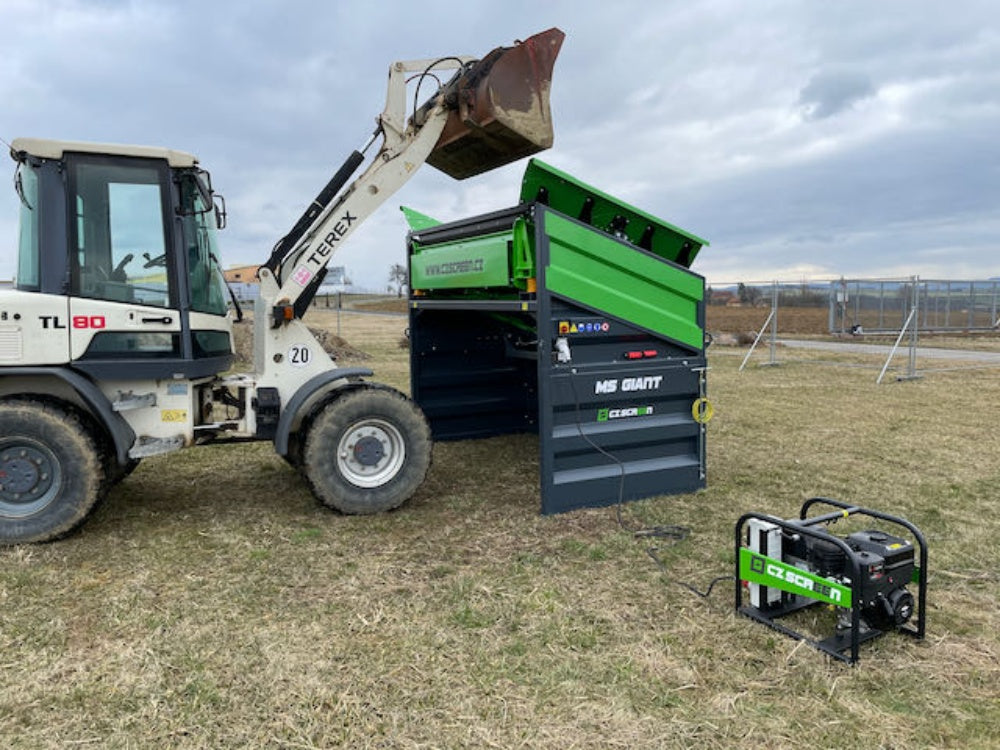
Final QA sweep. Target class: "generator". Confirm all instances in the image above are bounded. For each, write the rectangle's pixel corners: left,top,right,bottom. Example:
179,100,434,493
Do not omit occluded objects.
735,497,927,663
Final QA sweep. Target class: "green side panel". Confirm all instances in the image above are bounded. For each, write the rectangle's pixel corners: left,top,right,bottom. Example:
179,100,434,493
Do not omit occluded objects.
739,548,853,608
401,206,442,231
410,232,512,290
543,212,704,350
521,159,708,266
510,217,535,289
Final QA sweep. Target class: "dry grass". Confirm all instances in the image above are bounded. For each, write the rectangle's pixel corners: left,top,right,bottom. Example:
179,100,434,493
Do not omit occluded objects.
2,311,999,748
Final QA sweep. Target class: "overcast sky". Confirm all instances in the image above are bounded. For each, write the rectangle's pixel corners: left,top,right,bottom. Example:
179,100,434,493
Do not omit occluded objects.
3,0,998,289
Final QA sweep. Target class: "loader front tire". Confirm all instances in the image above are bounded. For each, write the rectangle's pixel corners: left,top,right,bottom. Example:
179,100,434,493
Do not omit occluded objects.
0,400,104,544
303,387,431,515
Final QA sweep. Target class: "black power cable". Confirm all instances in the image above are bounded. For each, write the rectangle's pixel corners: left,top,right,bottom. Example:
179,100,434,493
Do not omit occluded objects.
567,366,733,600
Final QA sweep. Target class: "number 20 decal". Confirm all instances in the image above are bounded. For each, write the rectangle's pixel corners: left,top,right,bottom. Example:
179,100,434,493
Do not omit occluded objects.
288,344,311,367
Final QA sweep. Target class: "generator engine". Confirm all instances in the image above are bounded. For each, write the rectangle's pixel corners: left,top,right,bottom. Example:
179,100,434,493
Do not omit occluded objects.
736,498,927,663
776,526,914,630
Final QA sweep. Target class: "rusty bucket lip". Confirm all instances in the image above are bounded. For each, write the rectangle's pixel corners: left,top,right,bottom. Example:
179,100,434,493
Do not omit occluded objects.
427,27,565,180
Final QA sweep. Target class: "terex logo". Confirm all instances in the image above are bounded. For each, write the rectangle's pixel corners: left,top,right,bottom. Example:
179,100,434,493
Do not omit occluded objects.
305,211,357,267
593,375,663,395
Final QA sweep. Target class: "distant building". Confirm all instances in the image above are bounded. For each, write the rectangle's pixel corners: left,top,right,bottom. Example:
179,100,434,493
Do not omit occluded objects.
223,265,260,284
710,289,736,306
223,265,349,303
223,265,346,285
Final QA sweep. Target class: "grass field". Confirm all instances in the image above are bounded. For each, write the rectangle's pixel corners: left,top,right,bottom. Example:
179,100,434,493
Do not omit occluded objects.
2,311,999,748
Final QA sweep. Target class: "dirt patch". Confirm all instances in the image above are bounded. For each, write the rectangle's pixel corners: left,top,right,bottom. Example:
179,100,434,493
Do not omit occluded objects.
229,315,370,368
707,305,829,338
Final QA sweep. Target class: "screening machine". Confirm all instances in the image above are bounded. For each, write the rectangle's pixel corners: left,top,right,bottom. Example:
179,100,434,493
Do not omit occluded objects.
405,160,710,513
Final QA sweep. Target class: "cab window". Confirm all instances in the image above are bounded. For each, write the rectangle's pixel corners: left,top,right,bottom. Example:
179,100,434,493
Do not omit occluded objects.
179,173,228,316
15,162,40,291
70,160,171,308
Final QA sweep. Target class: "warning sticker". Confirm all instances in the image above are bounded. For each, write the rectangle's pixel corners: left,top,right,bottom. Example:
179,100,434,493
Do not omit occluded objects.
161,409,187,423
559,319,611,336
292,266,313,286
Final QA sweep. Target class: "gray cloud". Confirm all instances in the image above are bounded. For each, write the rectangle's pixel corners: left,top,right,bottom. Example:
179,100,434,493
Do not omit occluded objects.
1,0,998,289
798,70,876,120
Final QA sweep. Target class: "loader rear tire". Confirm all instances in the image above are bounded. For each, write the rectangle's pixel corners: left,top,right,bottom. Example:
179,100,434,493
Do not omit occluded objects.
303,387,431,515
0,400,104,544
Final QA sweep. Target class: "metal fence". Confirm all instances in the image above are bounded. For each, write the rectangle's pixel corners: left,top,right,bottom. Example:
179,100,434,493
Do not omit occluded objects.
708,277,1000,384
829,278,1000,334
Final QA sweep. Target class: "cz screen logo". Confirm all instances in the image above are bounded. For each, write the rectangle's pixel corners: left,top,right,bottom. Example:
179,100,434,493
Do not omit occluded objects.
597,406,654,422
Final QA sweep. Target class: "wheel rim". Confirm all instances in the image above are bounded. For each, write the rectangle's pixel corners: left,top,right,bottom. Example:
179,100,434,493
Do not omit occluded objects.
336,418,406,489
0,438,62,518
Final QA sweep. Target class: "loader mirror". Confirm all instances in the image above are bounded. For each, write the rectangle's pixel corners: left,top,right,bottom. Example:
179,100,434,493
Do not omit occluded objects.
213,193,227,230
177,170,218,220
427,27,565,180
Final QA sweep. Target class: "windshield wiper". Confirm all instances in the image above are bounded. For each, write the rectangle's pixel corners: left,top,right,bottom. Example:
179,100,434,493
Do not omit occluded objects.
211,251,244,323
14,167,32,210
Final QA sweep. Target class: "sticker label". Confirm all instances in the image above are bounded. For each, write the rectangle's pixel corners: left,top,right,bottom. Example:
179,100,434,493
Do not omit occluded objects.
161,409,187,423
288,344,312,367
424,258,485,277
597,405,654,422
558,319,611,336
739,548,851,607
594,376,664,395
292,266,313,286
72,315,106,329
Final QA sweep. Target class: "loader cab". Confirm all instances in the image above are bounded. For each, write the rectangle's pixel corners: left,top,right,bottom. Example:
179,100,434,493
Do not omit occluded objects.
10,138,233,378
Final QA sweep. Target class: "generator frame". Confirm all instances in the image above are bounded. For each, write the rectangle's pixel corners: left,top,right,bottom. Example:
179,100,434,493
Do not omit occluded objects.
735,497,928,664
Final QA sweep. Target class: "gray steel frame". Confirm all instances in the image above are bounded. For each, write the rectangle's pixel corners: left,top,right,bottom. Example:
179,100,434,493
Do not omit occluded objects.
409,205,708,514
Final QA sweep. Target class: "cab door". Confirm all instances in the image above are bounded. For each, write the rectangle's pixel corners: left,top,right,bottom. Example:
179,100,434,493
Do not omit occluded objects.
65,155,184,378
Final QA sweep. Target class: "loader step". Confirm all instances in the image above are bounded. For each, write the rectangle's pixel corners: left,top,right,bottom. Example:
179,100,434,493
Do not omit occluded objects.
112,392,157,411
128,435,185,458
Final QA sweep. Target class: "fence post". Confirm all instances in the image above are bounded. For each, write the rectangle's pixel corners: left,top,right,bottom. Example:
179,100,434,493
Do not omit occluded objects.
828,282,836,333
879,280,885,330
740,283,780,372
768,281,778,366
906,275,919,379
876,275,922,384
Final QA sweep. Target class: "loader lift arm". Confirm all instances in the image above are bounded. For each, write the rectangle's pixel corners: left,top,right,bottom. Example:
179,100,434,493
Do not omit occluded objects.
258,27,564,324
0,28,563,544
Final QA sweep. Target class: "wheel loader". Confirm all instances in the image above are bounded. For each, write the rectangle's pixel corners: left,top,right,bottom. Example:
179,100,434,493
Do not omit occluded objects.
0,28,564,544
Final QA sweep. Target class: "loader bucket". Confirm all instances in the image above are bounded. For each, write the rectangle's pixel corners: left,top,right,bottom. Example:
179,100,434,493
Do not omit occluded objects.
427,27,565,180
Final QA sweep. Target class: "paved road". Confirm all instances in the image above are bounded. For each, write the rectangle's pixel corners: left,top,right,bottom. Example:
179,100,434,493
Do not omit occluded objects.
778,339,1000,363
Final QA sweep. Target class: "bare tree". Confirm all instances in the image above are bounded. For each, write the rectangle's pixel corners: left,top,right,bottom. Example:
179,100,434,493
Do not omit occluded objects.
737,282,762,307
388,263,408,298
